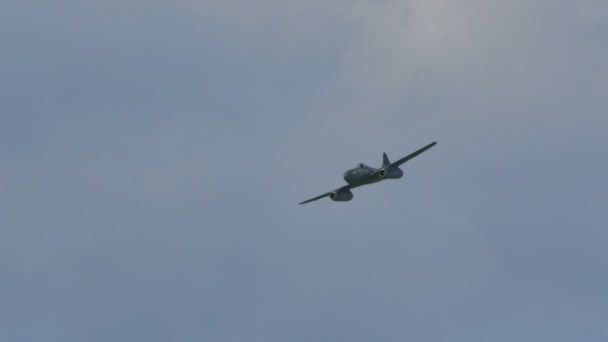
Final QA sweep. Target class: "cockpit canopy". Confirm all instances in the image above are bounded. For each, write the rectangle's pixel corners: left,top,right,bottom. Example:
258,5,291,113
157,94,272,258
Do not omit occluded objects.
357,163,368,168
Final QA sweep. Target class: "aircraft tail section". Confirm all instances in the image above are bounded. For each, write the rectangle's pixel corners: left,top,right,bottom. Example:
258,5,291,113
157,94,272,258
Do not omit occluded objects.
382,152,390,167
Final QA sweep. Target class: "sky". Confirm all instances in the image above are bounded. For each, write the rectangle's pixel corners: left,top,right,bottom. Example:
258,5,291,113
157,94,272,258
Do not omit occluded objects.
1,0,607,340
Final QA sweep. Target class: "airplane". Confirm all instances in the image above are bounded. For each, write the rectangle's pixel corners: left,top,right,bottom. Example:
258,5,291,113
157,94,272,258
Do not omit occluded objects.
299,142,437,204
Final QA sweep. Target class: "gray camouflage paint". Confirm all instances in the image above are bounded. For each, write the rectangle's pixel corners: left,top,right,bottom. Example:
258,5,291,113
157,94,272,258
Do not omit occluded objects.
343,162,403,187
300,142,435,204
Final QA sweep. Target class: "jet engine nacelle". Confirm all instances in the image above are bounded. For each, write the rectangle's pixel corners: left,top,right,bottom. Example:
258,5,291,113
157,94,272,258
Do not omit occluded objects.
379,167,403,179
329,188,353,202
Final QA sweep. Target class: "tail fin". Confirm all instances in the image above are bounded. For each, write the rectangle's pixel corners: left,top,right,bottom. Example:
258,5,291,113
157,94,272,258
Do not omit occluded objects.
382,152,390,167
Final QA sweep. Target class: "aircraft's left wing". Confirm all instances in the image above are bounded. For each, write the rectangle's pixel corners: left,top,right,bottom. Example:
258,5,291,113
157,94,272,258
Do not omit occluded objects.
299,184,352,205
299,192,331,205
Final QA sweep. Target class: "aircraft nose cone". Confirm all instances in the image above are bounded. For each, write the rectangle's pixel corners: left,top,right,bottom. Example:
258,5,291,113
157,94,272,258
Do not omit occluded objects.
343,170,356,183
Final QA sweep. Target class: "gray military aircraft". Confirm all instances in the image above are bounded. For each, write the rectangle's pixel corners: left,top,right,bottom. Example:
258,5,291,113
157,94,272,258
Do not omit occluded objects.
299,142,437,204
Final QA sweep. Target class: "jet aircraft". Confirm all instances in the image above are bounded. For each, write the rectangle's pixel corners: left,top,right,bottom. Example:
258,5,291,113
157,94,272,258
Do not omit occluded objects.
299,142,437,204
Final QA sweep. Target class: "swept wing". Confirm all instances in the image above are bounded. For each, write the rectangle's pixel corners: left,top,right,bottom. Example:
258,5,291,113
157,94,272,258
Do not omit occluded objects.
369,141,437,179
391,141,437,167
299,184,353,205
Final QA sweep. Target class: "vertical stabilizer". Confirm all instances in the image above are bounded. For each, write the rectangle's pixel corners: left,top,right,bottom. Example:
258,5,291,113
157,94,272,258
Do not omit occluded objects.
382,152,390,167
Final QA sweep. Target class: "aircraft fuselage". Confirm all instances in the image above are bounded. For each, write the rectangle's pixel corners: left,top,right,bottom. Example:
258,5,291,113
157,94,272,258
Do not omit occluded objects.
342,164,403,187
298,142,436,204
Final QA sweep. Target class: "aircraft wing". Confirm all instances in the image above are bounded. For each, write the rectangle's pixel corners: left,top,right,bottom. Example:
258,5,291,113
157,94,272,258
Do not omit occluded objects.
299,184,352,205
368,141,437,180
391,141,437,167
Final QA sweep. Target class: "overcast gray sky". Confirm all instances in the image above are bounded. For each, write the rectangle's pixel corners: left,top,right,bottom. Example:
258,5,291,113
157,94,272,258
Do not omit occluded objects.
1,0,607,341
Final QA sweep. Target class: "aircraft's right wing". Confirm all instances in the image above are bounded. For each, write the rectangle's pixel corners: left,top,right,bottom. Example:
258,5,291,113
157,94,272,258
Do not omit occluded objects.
391,141,437,167
299,184,352,205
367,141,437,180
